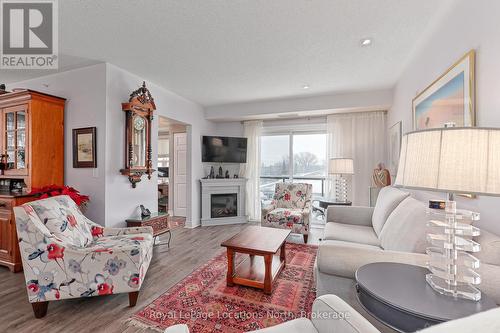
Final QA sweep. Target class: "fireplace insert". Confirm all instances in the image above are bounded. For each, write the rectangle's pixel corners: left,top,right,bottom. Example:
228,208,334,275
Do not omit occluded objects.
211,193,237,218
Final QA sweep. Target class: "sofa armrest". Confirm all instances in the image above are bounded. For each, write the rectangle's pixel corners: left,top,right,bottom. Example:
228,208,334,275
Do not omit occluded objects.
88,223,153,239
317,240,427,278
311,295,380,333
165,324,190,333
261,204,276,218
326,206,374,226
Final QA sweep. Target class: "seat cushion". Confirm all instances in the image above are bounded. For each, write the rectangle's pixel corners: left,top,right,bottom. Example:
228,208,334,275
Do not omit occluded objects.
379,197,427,253
324,222,380,246
265,208,304,226
88,233,154,253
28,195,93,247
371,186,409,236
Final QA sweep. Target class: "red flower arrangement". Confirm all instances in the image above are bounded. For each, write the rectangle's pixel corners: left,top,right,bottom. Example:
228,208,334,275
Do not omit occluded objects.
30,185,90,207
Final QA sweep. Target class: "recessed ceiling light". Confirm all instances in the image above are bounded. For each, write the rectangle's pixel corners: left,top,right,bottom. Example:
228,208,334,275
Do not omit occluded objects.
302,85,310,90
360,38,373,47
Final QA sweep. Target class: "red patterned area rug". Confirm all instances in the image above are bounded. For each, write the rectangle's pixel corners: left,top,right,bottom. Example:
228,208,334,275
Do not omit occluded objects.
127,243,317,332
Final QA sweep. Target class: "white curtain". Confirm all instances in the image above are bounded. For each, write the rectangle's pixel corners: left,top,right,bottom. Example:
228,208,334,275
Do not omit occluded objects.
327,112,386,205
240,120,263,221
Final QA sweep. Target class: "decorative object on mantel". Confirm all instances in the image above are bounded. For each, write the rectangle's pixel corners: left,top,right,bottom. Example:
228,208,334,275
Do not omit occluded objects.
395,127,500,301
120,82,156,188
72,127,97,168
329,158,354,202
209,166,215,178
139,204,151,218
413,50,475,130
372,162,391,188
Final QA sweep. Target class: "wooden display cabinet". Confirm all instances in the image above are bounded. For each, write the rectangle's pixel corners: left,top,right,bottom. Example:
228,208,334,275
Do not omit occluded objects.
0,89,65,272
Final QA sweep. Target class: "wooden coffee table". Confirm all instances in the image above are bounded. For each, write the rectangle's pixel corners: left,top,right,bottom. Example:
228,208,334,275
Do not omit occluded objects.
221,226,291,294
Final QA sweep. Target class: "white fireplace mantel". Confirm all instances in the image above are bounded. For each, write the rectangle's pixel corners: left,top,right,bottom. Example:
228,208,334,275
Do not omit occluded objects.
200,178,248,226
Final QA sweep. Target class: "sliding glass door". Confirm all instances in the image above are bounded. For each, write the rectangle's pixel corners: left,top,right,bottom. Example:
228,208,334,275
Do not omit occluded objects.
260,132,327,206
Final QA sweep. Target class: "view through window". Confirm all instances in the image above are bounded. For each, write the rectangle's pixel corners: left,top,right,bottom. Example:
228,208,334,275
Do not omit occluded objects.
260,132,326,206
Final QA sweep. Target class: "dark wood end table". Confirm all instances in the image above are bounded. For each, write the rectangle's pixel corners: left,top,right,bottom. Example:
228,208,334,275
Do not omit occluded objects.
126,212,171,247
221,226,291,294
355,262,496,332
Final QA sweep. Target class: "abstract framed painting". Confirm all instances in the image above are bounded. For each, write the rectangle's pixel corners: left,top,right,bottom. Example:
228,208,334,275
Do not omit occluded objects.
413,50,475,130
388,121,402,177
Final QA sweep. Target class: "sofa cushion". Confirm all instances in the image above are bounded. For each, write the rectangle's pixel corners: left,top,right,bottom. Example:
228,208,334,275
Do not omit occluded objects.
317,240,427,278
324,222,380,247
27,195,93,247
379,197,427,253
372,186,409,236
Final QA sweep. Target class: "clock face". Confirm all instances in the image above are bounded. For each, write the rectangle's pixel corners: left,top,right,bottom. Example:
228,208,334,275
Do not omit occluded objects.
134,116,145,131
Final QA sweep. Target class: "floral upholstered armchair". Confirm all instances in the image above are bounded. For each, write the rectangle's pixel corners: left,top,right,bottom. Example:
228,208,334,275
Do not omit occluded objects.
261,182,313,243
13,195,154,318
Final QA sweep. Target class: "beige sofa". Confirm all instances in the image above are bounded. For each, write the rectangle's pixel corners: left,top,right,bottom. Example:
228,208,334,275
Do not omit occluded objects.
315,186,500,328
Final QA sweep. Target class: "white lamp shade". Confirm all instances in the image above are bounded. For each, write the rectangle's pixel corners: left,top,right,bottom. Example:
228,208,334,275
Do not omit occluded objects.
329,158,354,175
394,127,500,196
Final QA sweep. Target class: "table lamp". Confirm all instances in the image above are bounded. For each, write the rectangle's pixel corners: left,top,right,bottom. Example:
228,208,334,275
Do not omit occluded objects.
394,127,500,301
329,158,354,202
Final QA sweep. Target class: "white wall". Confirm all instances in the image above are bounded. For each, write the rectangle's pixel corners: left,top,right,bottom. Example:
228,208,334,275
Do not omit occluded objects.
388,0,500,235
206,89,393,121
8,63,216,228
7,64,108,224
105,64,215,228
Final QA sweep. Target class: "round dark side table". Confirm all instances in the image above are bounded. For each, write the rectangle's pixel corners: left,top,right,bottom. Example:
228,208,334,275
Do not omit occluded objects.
355,262,496,333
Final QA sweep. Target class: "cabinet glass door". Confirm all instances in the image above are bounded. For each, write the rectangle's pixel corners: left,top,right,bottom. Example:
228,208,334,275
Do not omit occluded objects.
3,105,28,175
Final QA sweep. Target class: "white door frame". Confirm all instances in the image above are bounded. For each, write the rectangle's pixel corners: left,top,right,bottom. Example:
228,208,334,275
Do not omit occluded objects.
173,132,187,217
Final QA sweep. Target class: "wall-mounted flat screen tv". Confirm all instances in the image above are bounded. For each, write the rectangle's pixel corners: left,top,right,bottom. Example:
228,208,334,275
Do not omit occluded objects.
202,136,247,163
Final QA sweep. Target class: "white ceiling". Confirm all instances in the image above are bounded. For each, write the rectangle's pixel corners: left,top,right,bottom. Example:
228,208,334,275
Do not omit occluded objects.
1,0,452,106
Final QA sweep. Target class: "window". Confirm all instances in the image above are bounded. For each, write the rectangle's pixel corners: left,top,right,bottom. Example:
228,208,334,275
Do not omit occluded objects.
260,131,327,206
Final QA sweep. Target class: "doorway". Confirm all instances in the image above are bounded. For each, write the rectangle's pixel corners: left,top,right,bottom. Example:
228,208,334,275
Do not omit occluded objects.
158,116,187,220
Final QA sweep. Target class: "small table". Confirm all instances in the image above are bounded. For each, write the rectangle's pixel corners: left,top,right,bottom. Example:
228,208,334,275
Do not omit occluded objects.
126,212,171,247
355,262,496,332
312,197,352,218
221,226,291,294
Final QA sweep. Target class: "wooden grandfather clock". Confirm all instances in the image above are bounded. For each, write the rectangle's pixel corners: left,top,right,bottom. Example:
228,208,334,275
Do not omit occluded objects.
120,82,155,188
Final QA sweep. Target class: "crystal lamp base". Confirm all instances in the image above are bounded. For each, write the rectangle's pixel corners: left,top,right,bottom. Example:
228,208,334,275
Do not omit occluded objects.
426,273,481,301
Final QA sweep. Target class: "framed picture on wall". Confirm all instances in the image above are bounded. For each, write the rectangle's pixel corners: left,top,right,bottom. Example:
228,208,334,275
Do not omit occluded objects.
413,50,475,130
73,127,97,168
388,121,402,177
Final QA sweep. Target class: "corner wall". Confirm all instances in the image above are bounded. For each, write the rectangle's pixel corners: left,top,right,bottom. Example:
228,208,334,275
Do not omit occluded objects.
7,63,108,224
388,0,500,234
105,64,216,228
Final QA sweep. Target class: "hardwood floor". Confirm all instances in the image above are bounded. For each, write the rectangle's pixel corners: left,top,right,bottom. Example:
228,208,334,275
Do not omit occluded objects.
0,224,322,333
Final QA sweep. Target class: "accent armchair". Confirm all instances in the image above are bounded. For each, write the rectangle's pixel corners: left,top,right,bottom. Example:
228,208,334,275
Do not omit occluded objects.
261,182,312,243
13,195,154,318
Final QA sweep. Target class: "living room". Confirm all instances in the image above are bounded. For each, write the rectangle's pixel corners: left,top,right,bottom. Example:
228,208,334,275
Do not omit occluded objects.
0,0,499,332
